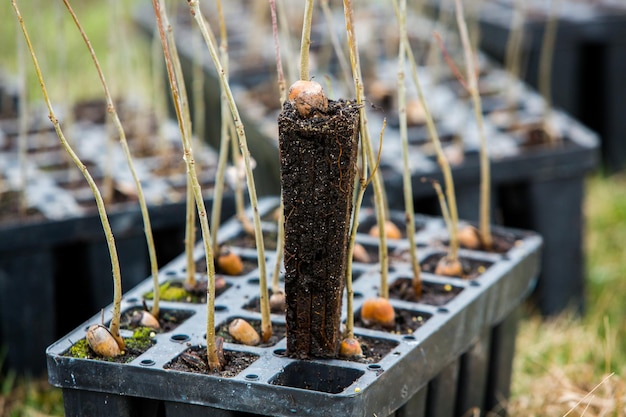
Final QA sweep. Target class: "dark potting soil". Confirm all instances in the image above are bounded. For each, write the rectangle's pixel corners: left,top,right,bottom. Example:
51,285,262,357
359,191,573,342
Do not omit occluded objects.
216,318,286,348
242,291,287,315
420,253,493,280
222,229,279,251
389,278,463,305
354,307,431,335
145,278,232,304
278,98,360,358
165,346,259,378
194,253,258,276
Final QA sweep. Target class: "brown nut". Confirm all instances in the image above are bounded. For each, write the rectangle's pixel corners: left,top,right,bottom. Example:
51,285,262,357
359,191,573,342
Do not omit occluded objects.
217,246,244,276
86,324,122,358
228,318,261,346
339,337,363,358
368,220,402,240
360,297,395,329
288,80,328,118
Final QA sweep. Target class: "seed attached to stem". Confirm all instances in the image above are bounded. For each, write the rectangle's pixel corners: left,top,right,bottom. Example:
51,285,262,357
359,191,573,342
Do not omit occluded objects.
458,225,482,250
269,290,287,313
339,337,363,358
369,220,402,240
130,310,161,330
435,256,464,278
288,79,329,118
360,297,396,329
217,246,244,276
86,324,122,357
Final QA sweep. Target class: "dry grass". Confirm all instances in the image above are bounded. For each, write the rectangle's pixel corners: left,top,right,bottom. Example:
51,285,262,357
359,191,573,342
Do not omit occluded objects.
507,173,626,417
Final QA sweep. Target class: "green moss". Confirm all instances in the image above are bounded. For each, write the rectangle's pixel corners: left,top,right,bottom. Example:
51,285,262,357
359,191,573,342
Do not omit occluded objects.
66,338,93,359
126,327,157,352
145,281,208,303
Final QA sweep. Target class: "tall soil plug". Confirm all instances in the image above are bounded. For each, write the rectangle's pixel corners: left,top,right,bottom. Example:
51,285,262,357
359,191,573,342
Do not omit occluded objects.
278,80,360,358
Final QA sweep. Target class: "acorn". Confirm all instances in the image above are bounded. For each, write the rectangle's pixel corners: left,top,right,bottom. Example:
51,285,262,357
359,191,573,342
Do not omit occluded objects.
458,225,482,250
269,290,287,313
86,324,122,357
130,310,161,330
360,297,395,329
352,242,371,263
288,79,328,118
435,256,464,278
217,246,244,276
407,99,427,126
228,318,261,346
368,220,402,240
339,337,363,359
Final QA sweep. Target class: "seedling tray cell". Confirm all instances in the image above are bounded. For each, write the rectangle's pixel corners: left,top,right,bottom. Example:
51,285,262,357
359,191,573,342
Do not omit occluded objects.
48,196,541,416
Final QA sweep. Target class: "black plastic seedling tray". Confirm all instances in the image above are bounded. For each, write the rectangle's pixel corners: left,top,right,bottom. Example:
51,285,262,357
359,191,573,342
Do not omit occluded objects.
467,0,626,173
0,104,236,376
378,67,599,317
133,3,595,318
47,197,542,417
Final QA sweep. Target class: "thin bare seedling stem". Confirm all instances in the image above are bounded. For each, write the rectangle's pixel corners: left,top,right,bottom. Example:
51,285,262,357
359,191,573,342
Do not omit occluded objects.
152,0,220,370
422,177,454,244
270,0,286,293
343,0,391,299
13,0,125,351
504,0,525,112
299,0,314,81
401,32,460,263
539,0,560,144
393,0,422,296
454,0,493,250
192,29,206,149
161,0,198,286
276,0,297,86
16,21,27,216
270,0,287,106
345,120,386,340
63,0,161,318
209,0,231,253
320,0,353,93
188,0,271,343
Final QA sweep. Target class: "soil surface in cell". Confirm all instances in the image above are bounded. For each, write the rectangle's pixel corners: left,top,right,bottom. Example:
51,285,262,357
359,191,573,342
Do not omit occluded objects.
389,278,462,305
166,346,259,378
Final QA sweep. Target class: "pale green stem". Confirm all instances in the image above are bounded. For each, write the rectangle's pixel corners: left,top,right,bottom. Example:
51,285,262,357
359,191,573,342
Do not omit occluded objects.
299,0,314,81
189,0,271,343
395,5,460,262
423,178,454,253
272,198,284,295
160,0,197,285
504,0,525,111
270,0,287,106
192,28,206,151
276,0,297,86
320,0,353,93
455,0,492,250
270,0,286,292
63,0,161,317
210,0,230,253
13,0,124,350
152,0,219,369
395,0,421,289
151,24,169,153
539,0,560,143
342,0,390,299
16,19,27,216
345,121,385,339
